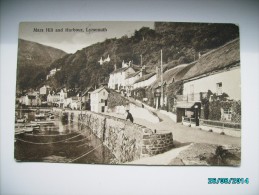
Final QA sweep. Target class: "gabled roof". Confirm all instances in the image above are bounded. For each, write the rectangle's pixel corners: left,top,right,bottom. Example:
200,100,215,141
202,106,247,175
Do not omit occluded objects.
82,86,94,96
90,87,109,94
182,38,240,80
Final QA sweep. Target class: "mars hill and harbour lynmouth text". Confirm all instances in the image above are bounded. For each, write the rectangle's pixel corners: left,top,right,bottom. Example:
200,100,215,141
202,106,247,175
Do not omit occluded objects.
15,21,241,165
33,27,108,33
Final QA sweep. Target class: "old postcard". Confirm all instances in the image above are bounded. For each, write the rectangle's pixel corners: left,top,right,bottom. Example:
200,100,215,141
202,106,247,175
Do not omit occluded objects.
15,21,241,165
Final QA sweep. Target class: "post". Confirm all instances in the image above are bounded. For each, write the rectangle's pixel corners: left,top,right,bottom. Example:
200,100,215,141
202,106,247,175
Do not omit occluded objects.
140,54,143,67
194,105,199,126
80,92,82,117
161,50,163,108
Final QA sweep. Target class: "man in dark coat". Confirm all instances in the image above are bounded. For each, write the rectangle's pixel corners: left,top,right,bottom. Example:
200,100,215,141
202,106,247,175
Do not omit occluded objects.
126,110,134,123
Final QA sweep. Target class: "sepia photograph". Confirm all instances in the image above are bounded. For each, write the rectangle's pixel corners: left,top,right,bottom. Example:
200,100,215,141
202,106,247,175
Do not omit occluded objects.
14,21,241,166
2,0,259,194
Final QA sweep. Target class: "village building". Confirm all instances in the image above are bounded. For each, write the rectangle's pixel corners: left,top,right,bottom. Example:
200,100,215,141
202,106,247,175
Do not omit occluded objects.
125,66,147,96
125,71,142,97
65,96,81,110
39,85,51,95
98,55,110,65
175,38,240,125
47,92,60,106
151,62,195,110
108,61,136,91
20,92,41,106
90,87,109,113
46,68,61,80
133,72,156,90
81,86,95,110
59,89,68,108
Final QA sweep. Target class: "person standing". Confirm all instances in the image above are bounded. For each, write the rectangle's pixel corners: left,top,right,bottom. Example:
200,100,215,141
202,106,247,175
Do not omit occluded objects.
126,110,134,123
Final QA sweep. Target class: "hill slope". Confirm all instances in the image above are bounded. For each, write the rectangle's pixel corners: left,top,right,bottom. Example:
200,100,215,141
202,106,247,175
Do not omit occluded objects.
48,22,239,91
16,39,67,90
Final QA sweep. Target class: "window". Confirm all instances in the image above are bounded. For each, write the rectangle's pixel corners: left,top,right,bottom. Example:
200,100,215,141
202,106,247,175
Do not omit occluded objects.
216,82,222,95
223,108,232,121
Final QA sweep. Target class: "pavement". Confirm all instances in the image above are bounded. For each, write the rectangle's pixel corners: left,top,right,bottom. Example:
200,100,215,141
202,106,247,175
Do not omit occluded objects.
126,143,192,165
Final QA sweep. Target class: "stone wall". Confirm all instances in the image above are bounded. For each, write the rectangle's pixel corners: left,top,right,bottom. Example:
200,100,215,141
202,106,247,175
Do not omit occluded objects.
142,133,174,157
53,108,173,163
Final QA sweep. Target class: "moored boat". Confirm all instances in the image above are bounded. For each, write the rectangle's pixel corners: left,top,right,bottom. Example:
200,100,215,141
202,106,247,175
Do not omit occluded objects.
15,125,34,134
35,113,46,121
16,118,27,123
32,110,55,125
31,120,55,125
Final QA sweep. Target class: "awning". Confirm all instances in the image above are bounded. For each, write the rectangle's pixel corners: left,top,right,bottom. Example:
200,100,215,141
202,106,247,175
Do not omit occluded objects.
176,102,195,109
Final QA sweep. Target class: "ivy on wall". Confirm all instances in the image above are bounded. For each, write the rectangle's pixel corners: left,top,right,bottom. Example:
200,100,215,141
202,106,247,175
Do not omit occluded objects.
200,90,241,123
231,100,241,123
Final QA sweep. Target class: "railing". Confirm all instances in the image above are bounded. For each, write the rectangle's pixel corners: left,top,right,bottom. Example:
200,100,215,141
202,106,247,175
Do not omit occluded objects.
200,119,241,130
176,92,207,102
182,116,196,124
182,117,241,130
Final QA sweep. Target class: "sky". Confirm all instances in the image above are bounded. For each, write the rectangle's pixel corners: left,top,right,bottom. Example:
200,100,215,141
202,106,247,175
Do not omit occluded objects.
19,21,154,53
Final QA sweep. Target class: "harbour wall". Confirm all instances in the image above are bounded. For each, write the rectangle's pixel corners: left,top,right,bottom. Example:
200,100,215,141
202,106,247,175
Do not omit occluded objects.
53,108,173,163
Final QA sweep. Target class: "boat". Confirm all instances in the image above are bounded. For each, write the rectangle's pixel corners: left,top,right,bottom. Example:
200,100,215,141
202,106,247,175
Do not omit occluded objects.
32,110,55,125
15,109,27,123
48,113,55,120
31,120,55,125
26,124,40,130
15,125,33,134
16,117,27,123
35,113,46,121
24,127,34,133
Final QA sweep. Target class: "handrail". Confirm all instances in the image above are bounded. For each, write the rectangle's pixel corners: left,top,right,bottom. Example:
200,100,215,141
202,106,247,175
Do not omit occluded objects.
182,116,241,130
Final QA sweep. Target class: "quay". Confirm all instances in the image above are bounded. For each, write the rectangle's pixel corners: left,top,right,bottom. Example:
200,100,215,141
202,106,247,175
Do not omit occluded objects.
53,108,174,163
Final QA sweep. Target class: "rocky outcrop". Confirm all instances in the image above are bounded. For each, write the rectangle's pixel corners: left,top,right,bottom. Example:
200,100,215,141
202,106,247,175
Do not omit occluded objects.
169,143,241,166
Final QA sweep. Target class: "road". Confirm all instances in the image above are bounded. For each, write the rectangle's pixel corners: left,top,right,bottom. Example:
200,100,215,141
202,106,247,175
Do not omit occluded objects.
106,109,241,147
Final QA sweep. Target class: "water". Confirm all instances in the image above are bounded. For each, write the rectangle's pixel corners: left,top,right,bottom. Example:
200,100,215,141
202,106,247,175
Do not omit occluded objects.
14,109,116,164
